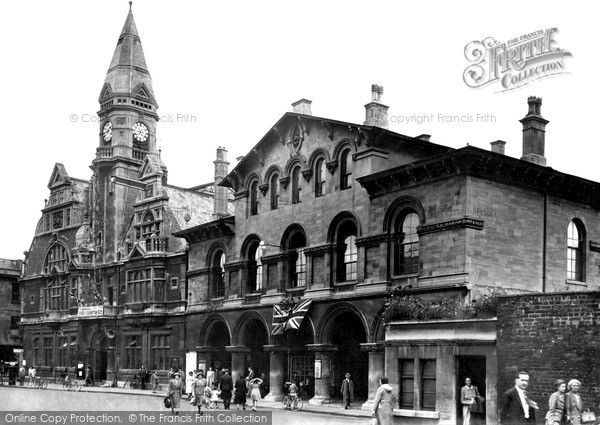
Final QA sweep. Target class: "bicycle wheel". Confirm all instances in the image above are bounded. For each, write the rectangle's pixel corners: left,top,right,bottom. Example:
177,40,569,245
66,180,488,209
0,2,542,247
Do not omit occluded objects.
292,398,303,411
73,381,81,392
42,379,48,389
281,396,289,409
122,378,129,389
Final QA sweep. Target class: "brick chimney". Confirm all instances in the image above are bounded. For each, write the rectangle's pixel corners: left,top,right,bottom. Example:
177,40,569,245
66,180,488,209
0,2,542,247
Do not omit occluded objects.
520,96,549,166
491,140,506,154
292,99,312,116
364,84,389,129
213,147,230,219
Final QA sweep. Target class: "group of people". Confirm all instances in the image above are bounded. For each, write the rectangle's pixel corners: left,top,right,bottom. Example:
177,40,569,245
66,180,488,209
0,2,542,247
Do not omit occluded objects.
166,367,265,415
500,371,594,425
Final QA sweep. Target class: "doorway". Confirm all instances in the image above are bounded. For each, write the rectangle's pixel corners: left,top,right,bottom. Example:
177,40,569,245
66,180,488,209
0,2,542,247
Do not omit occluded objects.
457,356,486,425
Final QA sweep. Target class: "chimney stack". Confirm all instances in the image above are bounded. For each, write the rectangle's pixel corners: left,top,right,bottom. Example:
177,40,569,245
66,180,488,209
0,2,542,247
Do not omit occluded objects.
364,84,389,129
213,147,230,219
520,96,549,166
292,99,312,116
491,140,506,154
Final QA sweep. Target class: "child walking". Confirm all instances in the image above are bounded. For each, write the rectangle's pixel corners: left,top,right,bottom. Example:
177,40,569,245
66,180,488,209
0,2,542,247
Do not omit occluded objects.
250,377,263,411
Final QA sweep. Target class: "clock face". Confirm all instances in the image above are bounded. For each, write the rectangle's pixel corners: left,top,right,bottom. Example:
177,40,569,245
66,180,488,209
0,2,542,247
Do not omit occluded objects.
132,122,149,144
102,121,112,143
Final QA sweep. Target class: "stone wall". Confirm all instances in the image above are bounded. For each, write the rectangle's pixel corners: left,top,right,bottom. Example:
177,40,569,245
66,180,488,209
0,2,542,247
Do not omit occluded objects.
497,291,600,413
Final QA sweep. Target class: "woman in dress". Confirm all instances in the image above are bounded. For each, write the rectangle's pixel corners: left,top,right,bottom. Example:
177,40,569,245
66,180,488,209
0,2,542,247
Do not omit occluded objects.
372,376,395,425
250,377,263,411
547,379,567,425
565,379,584,425
186,371,195,399
234,375,247,410
167,373,184,415
191,371,208,415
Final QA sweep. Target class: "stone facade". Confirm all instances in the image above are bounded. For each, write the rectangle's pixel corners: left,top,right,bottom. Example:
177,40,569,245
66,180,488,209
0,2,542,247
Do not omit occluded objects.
0,259,22,362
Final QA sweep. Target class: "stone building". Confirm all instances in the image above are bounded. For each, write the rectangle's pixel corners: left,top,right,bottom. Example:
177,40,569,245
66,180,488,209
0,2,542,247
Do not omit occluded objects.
0,259,22,363
176,88,600,425
18,5,230,383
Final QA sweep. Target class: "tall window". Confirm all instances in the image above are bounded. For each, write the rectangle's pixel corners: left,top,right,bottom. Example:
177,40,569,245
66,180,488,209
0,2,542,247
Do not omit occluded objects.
58,336,68,366
394,212,420,275
292,167,302,204
151,334,171,371
213,251,226,298
295,249,307,287
567,220,585,281
127,269,152,303
287,230,307,288
125,335,142,369
315,158,326,197
247,241,263,293
45,277,68,311
33,338,39,366
250,180,259,216
255,245,263,292
43,337,53,366
12,282,20,303
340,149,352,190
270,174,279,210
44,243,69,274
336,221,358,282
399,358,436,411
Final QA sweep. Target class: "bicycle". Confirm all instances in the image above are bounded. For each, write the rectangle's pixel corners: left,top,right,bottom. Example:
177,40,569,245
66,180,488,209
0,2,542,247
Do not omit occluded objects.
63,379,82,392
33,377,49,389
281,394,303,411
122,375,140,389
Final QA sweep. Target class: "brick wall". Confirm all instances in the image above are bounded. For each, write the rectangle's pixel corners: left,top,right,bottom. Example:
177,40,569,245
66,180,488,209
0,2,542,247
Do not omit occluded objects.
497,291,600,413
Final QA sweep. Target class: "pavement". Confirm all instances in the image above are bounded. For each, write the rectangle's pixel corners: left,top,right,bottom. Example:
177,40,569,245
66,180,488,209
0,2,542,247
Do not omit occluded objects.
6,381,373,418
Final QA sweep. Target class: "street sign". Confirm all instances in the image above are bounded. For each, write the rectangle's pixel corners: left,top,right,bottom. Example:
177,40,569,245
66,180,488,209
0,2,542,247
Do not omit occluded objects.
13,348,23,354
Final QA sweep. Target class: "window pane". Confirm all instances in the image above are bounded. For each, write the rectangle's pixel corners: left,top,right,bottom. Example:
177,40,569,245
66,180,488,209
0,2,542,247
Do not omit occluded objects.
400,360,415,409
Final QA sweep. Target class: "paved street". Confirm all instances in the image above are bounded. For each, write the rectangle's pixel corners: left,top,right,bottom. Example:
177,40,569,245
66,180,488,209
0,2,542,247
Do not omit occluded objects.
2,385,368,425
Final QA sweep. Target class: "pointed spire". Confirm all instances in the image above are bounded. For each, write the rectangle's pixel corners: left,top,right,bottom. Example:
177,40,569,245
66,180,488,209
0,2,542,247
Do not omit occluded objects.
100,2,156,104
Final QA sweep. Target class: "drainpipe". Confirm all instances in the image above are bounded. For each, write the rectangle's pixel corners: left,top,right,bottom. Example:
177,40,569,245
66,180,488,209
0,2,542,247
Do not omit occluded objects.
542,192,547,292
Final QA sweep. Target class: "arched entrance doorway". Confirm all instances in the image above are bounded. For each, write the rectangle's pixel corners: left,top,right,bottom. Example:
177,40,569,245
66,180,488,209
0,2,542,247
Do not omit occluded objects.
284,316,314,398
204,320,231,371
89,331,109,383
326,310,368,400
238,316,269,378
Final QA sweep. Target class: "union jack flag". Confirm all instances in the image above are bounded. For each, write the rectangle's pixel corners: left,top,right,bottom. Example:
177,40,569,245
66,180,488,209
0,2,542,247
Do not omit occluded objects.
284,299,313,331
271,304,288,336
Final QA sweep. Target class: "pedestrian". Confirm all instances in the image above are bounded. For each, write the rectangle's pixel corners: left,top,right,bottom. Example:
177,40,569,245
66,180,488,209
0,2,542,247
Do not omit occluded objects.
461,377,483,425
18,365,26,386
28,366,36,386
340,373,354,409
209,383,220,409
85,365,94,387
249,377,263,411
565,379,584,425
140,365,147,390
245,366,255,396
167,372,184,415
206,367,215,389
220,369,233,410
191,371,208,415
168,367,175,380
546,379,567,425
234,374,247,410
186,371,195,398
372,376,395,425
500,371,538,424
259,373,268,398
151,370,159,393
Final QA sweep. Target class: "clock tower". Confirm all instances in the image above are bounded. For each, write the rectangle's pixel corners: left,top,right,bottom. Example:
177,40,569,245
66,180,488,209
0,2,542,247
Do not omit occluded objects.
92,2,163,263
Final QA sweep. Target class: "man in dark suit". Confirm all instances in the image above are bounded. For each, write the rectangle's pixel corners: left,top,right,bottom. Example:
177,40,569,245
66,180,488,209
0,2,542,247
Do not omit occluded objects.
220,369,233,410
500,371,538,424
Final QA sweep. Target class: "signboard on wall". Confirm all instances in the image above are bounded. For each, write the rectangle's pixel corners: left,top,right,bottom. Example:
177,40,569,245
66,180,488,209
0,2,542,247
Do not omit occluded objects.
78,306,103,317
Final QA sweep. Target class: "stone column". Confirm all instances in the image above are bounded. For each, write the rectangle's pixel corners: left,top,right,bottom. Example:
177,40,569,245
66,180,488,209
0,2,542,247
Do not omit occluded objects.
307,344,338,404
226,346,249,381
360,343,385,410
263,345,287,402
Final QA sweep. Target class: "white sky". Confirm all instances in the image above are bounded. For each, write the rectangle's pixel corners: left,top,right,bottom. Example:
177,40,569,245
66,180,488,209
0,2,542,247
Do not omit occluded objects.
0,0,598,259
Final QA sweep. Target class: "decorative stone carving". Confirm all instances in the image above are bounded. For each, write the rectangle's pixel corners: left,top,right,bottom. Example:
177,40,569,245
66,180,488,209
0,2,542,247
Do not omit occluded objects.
417,217,484,235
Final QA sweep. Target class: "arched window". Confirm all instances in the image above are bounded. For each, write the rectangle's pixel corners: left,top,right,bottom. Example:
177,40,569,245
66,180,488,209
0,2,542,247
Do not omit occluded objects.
44,243,69,274
286,231,307,288
212,251,226,298
394,211,419,275
340,149,353,190
336,221,358,282
247,241,263,293
250,180,259,216
45,277,68,311
270,174,279,210
315,158,326,197
567,220,585,281
292,166,302,204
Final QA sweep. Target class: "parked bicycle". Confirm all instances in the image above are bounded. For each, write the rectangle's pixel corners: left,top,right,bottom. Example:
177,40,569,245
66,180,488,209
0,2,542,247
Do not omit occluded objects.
122,374,140,389
33,377,49,389
63,378,82,392
281,394,303,411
